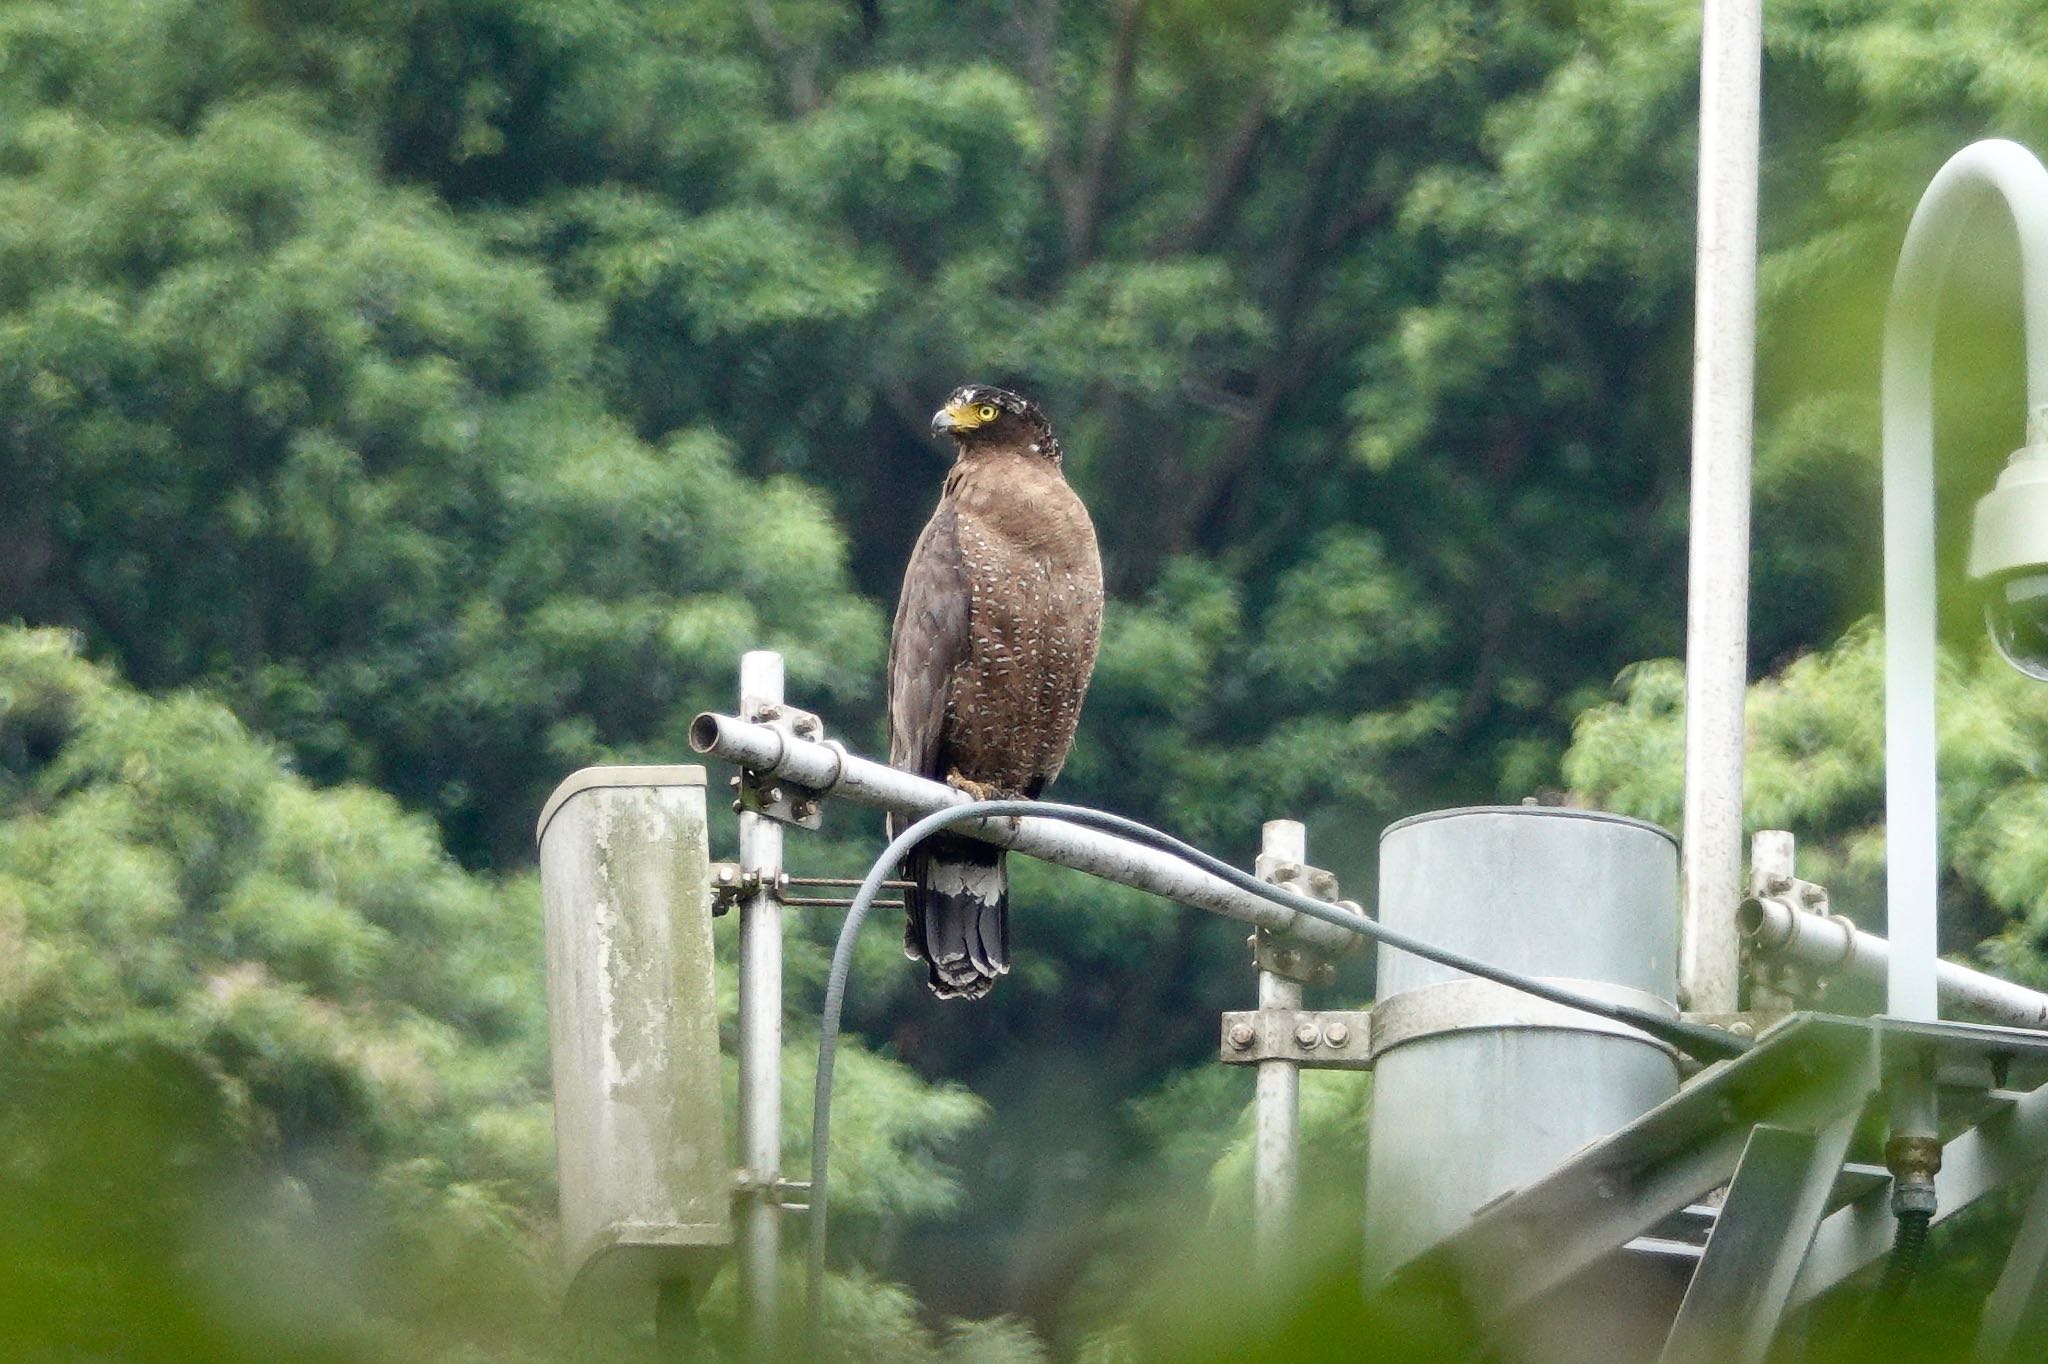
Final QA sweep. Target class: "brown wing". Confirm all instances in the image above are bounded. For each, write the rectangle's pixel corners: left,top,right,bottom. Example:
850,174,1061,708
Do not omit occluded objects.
888,492,970,787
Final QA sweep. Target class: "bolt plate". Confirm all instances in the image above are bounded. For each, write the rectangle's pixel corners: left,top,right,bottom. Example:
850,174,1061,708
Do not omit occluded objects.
736,698,826,829
1248,854,1349,985
1219,1008,1373,1069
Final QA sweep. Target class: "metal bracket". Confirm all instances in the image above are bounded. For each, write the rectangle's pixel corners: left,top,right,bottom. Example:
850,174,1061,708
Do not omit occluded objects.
732,1168,813,1211
1745,830,1838,1009
1220,1008,1374,1070
710,861,773,916
1371,977,1684,1063
1248,854,1349,985
733,698,827,830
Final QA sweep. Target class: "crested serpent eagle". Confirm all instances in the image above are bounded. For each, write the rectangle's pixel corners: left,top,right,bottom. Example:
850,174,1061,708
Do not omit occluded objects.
887,385,1104,999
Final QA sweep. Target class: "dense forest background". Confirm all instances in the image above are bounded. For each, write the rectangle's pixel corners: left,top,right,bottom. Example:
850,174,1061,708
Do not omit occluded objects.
7,0,2048,1358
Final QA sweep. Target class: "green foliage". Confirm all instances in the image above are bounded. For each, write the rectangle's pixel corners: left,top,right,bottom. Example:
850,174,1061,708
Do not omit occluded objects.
1565,625,2048,975
11,0,2048,1349
0,627,994,1359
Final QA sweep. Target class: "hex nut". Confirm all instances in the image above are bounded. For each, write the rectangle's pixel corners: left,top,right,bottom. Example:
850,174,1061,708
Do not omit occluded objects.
1325,1021,1350,1048
1294,1022,1321,1048
1227,1022,1255,1050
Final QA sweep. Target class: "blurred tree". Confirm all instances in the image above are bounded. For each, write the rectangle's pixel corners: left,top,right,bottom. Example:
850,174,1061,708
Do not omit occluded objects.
7,0,2048,1345
0,626,1001,1359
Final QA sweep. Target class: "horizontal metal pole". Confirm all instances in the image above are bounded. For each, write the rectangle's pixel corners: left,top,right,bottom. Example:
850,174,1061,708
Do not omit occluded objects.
688,712,1367,958
1742,896,2048,1030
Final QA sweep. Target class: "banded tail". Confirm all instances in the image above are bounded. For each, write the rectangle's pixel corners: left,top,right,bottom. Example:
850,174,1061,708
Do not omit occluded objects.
901,832,1009,1000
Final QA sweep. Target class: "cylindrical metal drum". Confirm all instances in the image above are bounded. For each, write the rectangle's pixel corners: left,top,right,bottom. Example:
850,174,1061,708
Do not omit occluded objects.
1362,806,1681,1282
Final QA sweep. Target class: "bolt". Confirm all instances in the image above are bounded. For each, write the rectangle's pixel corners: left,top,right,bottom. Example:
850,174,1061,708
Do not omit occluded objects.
766,786,784,805
795,717,820,738
792,798,818,820
732,799,742,813
1729,1019,1755,1038
716,868,734,884
1325,1021,1350,1047
757,704,782,722
1274,864,1299,883
728,774,741,788
1227,1022,1255,1050
1765,872,1793,895
1294,1022,1321,1049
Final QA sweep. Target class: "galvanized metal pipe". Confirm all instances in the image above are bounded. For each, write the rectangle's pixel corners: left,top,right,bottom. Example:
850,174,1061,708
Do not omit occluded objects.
1741,895,2048,1030
686,712,1367,956
735,652,784,1352
1679,0,1762,1017
1882,140,2048,1023
1254,819,1305,1280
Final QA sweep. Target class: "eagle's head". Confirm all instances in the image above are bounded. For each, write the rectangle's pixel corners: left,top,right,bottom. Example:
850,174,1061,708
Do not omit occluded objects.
931,384,1061,461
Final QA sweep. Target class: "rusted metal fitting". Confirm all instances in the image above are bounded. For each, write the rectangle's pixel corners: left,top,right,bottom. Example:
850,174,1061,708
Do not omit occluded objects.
1884,1134,1943,1181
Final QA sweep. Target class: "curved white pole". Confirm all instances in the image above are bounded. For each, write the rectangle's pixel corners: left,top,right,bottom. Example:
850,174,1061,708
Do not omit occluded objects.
1883,139,2048,1023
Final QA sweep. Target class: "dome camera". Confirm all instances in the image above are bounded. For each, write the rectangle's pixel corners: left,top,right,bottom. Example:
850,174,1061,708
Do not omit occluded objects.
1969,443,2048,679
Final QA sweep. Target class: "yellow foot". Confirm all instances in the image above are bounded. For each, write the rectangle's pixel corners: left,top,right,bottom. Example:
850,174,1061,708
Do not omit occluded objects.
945,771,998,802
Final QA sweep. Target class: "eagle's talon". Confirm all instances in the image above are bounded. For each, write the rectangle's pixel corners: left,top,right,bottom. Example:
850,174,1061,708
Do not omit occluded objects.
945,771,998,803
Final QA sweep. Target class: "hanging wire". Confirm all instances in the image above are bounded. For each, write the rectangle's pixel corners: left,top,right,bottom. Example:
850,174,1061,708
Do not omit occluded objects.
804,798,1753,1349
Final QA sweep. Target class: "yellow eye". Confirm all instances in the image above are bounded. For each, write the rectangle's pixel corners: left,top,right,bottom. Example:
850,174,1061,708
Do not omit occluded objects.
977,404,998,423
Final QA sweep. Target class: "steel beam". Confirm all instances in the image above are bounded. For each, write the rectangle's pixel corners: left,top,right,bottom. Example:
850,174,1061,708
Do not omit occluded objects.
1975,1168,2048,1361
1416,1015,1882,1317
1659,1116,1861,1364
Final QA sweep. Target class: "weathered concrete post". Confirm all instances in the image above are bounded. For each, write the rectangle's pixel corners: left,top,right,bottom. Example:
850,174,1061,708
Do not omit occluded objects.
537,766,729,1322
1364,806,1683,1345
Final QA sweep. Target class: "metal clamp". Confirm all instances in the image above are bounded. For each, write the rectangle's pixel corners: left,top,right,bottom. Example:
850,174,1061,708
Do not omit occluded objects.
1248,854,1355,985
1220,1008,1374,1070
733,1169,813,1211
1367,977,1681,1063
734,698,826,830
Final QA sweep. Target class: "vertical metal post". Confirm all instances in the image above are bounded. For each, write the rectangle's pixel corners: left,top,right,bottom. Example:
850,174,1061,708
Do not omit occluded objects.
1253,819,1305,1279
1680,0,1762,1016
737,651,785,1353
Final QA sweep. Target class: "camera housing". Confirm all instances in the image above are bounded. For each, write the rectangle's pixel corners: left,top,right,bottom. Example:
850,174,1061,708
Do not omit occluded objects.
1970,443,2048,679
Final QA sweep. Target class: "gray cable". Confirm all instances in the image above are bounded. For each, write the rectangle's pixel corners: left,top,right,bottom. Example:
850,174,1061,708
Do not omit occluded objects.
805,798,1752,1347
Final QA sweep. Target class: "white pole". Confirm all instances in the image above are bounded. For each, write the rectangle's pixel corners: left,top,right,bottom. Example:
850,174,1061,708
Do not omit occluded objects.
736,650,785,1351
1679,0,1762,1015
1881,140,2048,1023
1254,819,1305,1280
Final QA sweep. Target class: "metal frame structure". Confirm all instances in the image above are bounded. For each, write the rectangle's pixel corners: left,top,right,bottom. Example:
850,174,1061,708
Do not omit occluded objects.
684,673,2048,1359
1403,1012,2048,1362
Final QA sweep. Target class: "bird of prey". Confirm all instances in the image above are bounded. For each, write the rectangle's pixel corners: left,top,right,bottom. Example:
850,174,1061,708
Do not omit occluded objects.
887,384,1104,999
